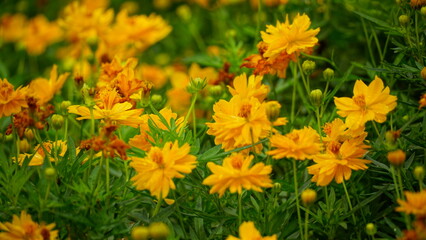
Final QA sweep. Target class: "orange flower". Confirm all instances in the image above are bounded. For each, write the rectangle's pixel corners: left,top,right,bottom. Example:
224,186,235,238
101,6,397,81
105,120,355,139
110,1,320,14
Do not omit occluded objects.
28,65,70,105
419,93,426,110
203,153,273,197
322,118,369,153
22,15,62,55
0,211,58,240
0,14,27,42
228,73,269,102
0,79,28,118
15,140,69,166
334,76,397,129
226,221,277,240
267,127,322,160
396,190,426,216
206,95,271,151
130,141,196,199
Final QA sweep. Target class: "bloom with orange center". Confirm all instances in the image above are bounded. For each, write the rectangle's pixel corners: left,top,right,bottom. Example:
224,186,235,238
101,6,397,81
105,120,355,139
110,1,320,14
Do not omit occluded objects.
206,95,271,151
130,141,196,199
334,76,397,129
261,13,320,59
226,221,277,240
203,153,273,197
322,118,369,152
228,73,269,102
267,127,322,160
15,140,70,166
396,190,426,216
28,65,70,105
307,140,370,186
0,211,58,240
419,93,426,110
0,79,28,118
0,13,27,42
22,15,62,55
68,90,144,128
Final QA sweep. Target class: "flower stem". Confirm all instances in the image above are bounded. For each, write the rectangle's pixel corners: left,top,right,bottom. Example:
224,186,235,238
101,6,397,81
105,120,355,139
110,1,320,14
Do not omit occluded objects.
315,108,322,142
291,63,297,123
396,167,411,229
390,166,401,200
179,92,198,137
152,197,163,217
238,192,243,226
105,156,110,197
304,206,310,240
372,122,380,138
342,179,356,224
292,159,303,239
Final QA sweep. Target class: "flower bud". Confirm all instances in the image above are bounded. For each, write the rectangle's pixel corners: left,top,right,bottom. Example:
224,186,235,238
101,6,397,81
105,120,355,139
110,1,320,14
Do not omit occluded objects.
61,101,72,112
132,226,149,240
149,222,169,240
273,182,281,194
310,89,323,107
151,94,163,107
301,188,317,206
209,85,223,98
421,67,426,81
302,60,316,75
414,166,425,181
421,6,426,15
365,223,377,236
176,5,191,21
323,68,334,81
387,149,406,167
44,167,56,180
24,128,34,141
19,139,30,153
5,133,13,142
51,114,64,130
399,15,410,25
187,77,207,94
265,101,281,123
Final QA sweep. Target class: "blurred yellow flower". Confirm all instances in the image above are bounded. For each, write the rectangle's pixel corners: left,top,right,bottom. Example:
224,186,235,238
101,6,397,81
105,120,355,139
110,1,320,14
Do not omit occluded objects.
206,95,271,151
15,140,69,166
228,73,269,102
419,93,426,109
0,78,28,118
22,15,62,55
28,65,69,105
130,141,197,199
0,13,27,42
0,211,58,240
226,221,277,240
203,153,273,197
396,190,426,216
261,13,320,59
268,127,322,160
138,64,168,89
334,76,397,129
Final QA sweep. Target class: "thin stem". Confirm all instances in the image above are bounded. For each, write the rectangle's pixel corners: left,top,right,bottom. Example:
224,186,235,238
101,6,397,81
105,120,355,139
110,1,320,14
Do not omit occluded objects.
193,106,197,139
238,192,243,226
250,128,258,160
372,122,381,138
44,181,51,201
64,114,69,141
152,196,163,217
324,186,330,215
390,166,401,200
291,63,297,123
304,206,310,240
292,159,303,238
179,92,198,137
315,108,322,142
105,157,110,197
297,60,310,94
342,179,356,224
396,167,411,229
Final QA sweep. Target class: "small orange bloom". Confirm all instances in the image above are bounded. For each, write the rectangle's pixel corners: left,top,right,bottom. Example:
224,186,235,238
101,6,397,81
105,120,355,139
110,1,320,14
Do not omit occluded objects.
419,93,426,109
396,190,426,216
0,79,28,118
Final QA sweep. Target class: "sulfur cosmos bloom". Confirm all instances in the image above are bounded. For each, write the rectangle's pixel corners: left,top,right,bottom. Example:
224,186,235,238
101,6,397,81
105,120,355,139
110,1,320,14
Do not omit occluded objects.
267,127,322,160
396,190,426,216
322,118,369,152
68,89,144,128
28,65,70,105
0,78,28,118
15,140,70,166
203,153,273,197
206,95,271,151
261,13,320,59
130,141,197,199
307,140,370,186
419,93,426,110
0,211,58,240
228,73,269,102
334,76,397,129
226,221,277,240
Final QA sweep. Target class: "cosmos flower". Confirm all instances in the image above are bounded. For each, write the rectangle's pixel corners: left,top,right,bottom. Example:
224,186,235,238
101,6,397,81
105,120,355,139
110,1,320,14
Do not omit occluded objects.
226,221,277,240
203,153,273,197
228,73,269,102
22,15,62,55
0,78,28,118
396,190,426,216
130,141,197,199
419,93,426,110
334,76,397,129
15,140,70,166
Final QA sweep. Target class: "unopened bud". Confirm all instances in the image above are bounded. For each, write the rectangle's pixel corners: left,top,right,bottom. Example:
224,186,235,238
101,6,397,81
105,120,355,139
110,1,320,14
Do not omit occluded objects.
209,85,223,98
151,94,163,107
387,149,406,167
273,182,281,194
365,223,377,236
44,167,56,180
301,188,317,206
131,226,149,240
51,114,64,130
149,222,169,240
265,101,281,123
323,68,334,81
399,15,409,25
187,77,207,94
310,89,323,107
24,128,34,141
61,101,72,112
176,5,191,21
19,139,30,153
421,6,426,15
421,67,426,81
302,60,316,75
414,166,425,181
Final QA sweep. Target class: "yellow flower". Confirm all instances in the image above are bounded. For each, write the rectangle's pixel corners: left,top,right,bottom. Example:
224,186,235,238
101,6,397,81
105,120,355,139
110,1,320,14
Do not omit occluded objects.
68,90,144,128
396,190,426,216
0,211,58,240
0,14,27,42
322,118,369,153
334,76,397,129
28,65,70,105
138,64,168,89
419,93,426,109
226,221,277,240
22,15,62,55
203,153,273,197
228,73,269,102
0,78,28,118
267,127,322,160
130,141,196,199
261,13,320,59
206,95,271,151
307,140,370,186
15,140,69,166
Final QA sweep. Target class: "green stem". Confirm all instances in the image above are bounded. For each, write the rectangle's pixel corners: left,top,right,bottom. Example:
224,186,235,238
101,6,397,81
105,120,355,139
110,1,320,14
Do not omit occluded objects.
372,122,381,138
192,105,197,139
152,197,163,217
396,168,411,229
292,159,303,238
238,192,243,226
315,108,322,142
64,114,69,141
304,206,310,240
390,166,401,200
179,92,198,137
297,60,310,94
45,181,51,201
291,63,297,123
105,157,110,197
342,179,356,224
324,186,330,215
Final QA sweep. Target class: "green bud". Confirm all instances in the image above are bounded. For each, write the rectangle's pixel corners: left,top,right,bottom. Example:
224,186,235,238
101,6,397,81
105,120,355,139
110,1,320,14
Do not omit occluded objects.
302,60,316,75
176,5,192,21
273,182,281,194
151,94,163,107
323,68,335,81
187,77,207,94
421,6,426,16
51,114,64,130
149,222,169,240
61,101,72,112
45,167,57,180
414,166,425,181
399,15,409,25
365,223,377,236
24,128,34,141
209,85,223,98
310,89,323,107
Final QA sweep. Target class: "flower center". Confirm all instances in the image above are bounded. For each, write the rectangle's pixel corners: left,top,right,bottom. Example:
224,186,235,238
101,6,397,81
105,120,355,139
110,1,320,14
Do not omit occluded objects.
231,157,243,170
151,150,164,168
238,103,252,118
0,81,14,99
353,94,367,108
328,141,341,155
